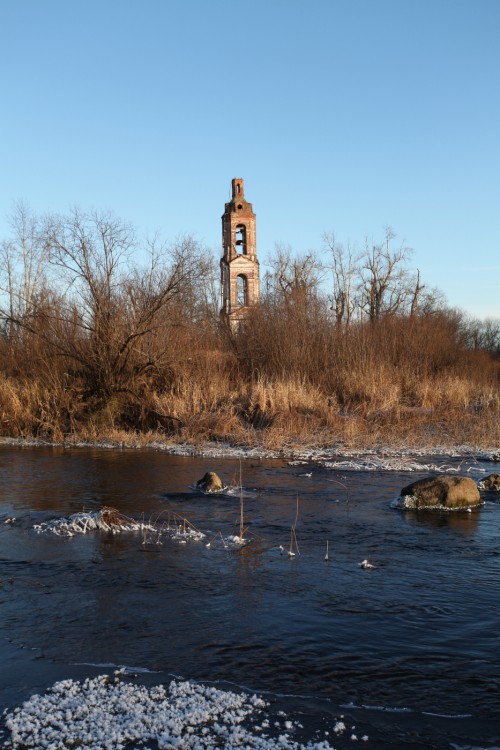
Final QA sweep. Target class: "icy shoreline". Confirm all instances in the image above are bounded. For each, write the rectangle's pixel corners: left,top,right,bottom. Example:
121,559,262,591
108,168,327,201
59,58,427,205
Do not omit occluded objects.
0,435,498,465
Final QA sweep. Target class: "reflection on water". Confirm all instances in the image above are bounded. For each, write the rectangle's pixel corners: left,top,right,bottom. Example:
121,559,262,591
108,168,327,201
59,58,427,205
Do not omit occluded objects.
400,508,481,534
1,445,499,749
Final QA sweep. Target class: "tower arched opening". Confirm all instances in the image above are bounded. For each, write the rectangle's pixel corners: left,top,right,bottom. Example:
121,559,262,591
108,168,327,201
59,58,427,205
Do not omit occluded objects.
237,274,248,307
235,224,247,255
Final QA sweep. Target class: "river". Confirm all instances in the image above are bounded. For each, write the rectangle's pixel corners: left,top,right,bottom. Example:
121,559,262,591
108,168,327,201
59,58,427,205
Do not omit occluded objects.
0,445,499,749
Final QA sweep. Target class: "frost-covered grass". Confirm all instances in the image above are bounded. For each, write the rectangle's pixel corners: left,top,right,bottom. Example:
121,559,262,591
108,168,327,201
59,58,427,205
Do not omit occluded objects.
2,675,352,750
34,507,208,545
142,512,207,546
33,507,155,537
475,452,500,462
321,458,481,473
163,443,500,465
2,435,499,465
31,507,254,551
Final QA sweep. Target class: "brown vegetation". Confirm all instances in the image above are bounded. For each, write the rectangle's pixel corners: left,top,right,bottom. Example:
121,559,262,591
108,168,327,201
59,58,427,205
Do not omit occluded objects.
1,206,499,450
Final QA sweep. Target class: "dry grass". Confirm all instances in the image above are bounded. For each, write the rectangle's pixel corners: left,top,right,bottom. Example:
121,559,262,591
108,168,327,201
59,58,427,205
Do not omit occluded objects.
1,311,499,452
0,374,73,441
1,368,498,451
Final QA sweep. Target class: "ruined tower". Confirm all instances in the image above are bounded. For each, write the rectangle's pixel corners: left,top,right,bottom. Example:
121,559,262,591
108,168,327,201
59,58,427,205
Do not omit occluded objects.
220,178,260,326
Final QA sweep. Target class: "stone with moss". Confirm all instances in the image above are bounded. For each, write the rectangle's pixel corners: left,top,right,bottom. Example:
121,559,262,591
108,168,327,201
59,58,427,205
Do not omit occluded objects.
196,471,225,493
396,475,482,510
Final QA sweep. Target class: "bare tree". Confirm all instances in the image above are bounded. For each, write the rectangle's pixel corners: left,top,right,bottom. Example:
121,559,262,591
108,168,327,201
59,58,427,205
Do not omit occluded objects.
6,208,205,401
322,231,360,329
165,235,219,325
480,318,500,355
0,201,49,337
359,227,413,323
408,269,425,317
462,315,500,356
267,243,322,306
407,272,447,317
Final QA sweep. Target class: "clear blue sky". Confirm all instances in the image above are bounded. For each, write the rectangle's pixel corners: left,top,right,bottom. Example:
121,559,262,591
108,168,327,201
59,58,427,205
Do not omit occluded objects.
1,0,499,318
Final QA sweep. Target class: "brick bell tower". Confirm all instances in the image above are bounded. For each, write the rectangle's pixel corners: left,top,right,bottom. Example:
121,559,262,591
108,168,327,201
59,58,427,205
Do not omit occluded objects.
220,178,260,326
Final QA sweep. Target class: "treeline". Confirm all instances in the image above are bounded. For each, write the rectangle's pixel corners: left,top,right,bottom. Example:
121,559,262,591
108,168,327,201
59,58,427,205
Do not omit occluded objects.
0,202,498,448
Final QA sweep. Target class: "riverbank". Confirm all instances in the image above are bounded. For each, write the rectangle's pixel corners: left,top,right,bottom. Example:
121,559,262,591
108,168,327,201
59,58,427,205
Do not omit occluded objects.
1,433,499,466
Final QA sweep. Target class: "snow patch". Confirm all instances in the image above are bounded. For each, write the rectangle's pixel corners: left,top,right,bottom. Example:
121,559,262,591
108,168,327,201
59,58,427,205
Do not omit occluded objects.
3,675,342,750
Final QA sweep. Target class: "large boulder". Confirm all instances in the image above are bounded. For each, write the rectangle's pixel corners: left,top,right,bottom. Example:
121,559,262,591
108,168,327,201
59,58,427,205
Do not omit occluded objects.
478,473,500,492
195,471,225,493
397,475,482,510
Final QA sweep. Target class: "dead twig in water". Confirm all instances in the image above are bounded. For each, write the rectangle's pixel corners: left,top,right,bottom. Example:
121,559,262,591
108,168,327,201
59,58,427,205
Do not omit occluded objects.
239,460,245,543
326,477,352,508
288,494,301,557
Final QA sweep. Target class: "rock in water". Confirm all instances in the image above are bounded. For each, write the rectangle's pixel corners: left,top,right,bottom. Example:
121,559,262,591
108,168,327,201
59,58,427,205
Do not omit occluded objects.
196,471,224,493
398,475,482,510
478,473,500,491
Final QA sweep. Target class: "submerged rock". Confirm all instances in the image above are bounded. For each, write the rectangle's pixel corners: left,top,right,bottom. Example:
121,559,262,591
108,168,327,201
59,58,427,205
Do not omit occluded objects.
478,473,500,491
196,471,225,493
396,475,482,510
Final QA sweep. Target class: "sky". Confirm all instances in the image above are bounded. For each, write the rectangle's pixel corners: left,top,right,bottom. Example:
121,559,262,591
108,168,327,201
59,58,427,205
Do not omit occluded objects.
1,0,499,319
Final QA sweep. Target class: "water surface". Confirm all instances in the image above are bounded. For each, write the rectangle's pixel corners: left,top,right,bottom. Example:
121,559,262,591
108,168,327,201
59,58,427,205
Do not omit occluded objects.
1,445,499,749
